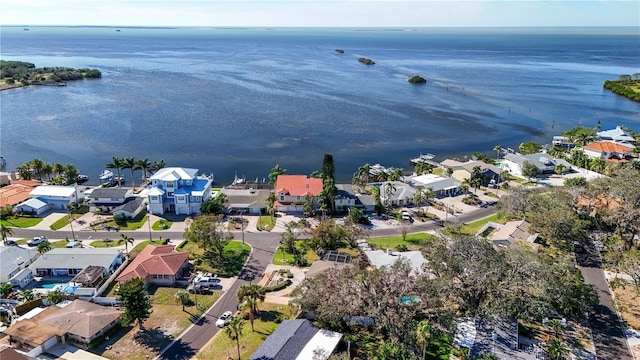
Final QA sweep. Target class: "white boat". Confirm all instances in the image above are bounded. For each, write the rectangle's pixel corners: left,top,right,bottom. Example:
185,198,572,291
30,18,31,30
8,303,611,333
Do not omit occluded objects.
99,170,114,184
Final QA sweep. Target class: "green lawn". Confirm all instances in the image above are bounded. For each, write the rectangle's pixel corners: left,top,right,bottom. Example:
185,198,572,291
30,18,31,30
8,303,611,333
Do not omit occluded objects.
458,213,508,234
49,213,83,230
49,240,70,249
106,210,149,230
368,232,439,251
0,216,43,228
432,168,444,176
258,215,275,231
271,240,319,266
152,219,173,230
178,240,251,277
89,238,126,248
196,303,294,360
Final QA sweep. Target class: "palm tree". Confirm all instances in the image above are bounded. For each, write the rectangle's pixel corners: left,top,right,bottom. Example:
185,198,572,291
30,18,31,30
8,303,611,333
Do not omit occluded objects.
237,284,266,331
174,290,190,311
356,163,371,186
136,158,152,184
555,163,566,175
41,162,53,181
29,158,44,180
413,188,424,208
1,224,14,245
52,163,65,177
38,241,51,254
105,157,124,187
225,316,245,360
151,159,166,173
546,337,569,360
415,320,431,360
383,182,396,207
493,145,503,161
547,318,564,337
122,157,137,189
266,192,277,221
118,234,134,254
423,187,435,214
19,289,36,302
590,157,606,174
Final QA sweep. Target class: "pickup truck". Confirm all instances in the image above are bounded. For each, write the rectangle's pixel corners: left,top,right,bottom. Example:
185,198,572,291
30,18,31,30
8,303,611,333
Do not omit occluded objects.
188,273,220,293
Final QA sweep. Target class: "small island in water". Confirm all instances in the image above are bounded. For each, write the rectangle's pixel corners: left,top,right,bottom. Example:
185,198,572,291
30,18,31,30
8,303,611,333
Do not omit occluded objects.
408,75,426,84
358,57,375,65
603,74,640,102
0,60,101,90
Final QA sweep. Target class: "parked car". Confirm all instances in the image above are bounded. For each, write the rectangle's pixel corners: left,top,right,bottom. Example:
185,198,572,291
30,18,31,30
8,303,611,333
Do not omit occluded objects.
27,236,48,246
5,239,17,246
216,311,233,327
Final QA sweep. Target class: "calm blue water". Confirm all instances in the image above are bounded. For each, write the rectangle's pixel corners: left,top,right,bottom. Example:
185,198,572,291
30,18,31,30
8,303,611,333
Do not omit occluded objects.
1,26,639,184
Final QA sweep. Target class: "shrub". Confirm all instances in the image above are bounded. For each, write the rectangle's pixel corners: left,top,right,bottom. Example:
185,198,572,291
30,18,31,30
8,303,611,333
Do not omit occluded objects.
264,280,292,293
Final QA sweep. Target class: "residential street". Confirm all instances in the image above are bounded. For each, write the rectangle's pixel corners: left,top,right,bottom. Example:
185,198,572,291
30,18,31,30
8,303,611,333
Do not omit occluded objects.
575,243,633,360
5,206,498,359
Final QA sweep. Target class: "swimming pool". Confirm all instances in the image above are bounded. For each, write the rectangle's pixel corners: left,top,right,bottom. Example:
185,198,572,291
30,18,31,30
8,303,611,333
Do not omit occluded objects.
39,283,79,294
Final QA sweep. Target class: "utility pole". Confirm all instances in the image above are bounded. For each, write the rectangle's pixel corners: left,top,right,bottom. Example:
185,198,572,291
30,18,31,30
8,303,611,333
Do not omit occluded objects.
147,212,152,241
240,210,245,245
68,209,76,241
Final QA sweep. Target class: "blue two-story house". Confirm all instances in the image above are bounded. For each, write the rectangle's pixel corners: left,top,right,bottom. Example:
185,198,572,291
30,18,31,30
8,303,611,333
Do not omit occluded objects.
146,167,213,215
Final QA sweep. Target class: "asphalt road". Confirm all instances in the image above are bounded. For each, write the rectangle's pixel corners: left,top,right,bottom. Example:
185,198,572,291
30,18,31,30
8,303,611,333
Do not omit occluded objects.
156,234,281,360
575,243,633,360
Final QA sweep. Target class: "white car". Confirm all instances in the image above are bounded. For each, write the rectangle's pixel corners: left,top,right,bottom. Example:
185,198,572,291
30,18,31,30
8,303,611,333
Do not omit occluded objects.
27,236,48,247
216,311,233,328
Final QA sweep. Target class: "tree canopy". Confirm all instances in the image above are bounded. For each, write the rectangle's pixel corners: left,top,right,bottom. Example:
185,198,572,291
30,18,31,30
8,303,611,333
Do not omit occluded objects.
117,278,152,329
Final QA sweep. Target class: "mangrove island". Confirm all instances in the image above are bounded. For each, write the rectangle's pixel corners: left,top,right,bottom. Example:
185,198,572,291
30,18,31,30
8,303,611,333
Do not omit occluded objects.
358,57,375,65
408,75,427,84
0,60,102,90
603,74,640,102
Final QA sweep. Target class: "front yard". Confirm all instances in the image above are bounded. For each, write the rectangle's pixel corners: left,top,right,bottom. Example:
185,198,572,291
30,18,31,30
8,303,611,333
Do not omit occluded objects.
368,232,439,251
94,285,221,360
0,216,43,228
177,240,251,277
195,303,295,360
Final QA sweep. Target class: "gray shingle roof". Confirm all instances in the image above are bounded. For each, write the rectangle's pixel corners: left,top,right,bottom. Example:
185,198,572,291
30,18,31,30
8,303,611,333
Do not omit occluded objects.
89,187,131,199
1,246,38,280
28,248,122,272
113,197,145,214
250,319,319,360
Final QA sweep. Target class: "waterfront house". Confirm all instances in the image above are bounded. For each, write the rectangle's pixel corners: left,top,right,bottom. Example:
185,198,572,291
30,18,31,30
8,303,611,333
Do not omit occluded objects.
28,248,124,277
221,187,271,214
146,167,213,215
379,181,416,207
274,175,323,212
29,185,80,211
0,246,38,288
582,141,636,163
0,180,40,209
87,187,134,213
439,159,501,186
250,319,342,360
4,300,121,354
116,245,190,286
335,184,375,212
551,135,575,148
597,125,636,146
406,173,461,197
501,153,570,177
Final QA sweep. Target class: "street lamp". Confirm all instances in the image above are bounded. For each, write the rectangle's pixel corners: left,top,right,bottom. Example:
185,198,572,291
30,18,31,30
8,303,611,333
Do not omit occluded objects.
68,210,76,241
147,212,153,241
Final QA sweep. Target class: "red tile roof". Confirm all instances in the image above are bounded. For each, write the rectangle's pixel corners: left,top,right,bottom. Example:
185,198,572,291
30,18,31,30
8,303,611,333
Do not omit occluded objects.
0,181,40,207
275,175,323,197
116,245,189,282
584,141,633,154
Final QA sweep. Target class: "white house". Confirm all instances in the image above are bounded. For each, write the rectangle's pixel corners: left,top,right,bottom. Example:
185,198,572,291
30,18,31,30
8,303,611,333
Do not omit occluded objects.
597,126,636,146
502,153,571,177
406,174,461,197
29,248,124,277
379,181,416,207
15,198,50,216
0,246,39,288
28,185,80,211
146,167,213,215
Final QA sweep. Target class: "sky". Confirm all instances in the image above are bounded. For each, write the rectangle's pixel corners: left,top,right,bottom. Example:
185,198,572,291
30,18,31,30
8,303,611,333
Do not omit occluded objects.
0,0,638,27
